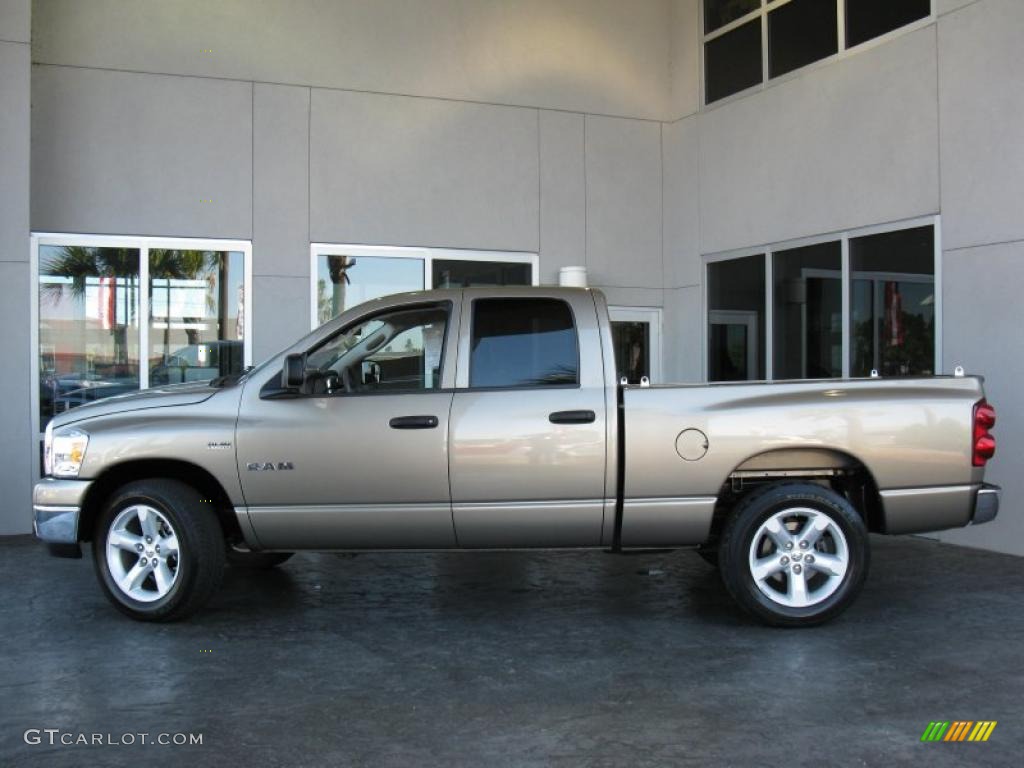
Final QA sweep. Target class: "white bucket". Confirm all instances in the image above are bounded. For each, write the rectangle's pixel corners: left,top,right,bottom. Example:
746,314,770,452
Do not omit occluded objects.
558,266,588,288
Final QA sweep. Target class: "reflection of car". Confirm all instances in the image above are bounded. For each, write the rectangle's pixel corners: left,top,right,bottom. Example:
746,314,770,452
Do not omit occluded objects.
41,374,140,419
54,381,140,412
34,288,1000,627
149,340,242,385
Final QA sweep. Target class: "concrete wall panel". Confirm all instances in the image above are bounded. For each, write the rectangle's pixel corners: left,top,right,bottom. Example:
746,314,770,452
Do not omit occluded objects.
663,285,702,383
31,66,252,239
584,115,663,288
31,0,672,120
0,260,31,534
254,83,309,278
309,89,538,252
539,110,585,284
662,115,700,288
0,41,29,262
252,275,310,363
938,0,1024,250
938,240,1024,555
700,26,940,254
669,0,700,120
0,0,30,43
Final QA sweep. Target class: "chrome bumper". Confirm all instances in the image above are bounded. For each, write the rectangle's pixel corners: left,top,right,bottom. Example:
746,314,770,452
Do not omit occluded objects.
33,478,91,544
972,483,1000,526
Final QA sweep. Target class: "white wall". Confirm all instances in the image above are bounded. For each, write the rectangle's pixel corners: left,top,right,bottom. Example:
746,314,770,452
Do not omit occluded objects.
31,0,673,121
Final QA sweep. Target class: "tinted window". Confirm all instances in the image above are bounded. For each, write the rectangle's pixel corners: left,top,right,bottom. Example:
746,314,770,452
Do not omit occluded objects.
470,299,578,388
705,18,762,103
704,0,760,34
768,0,838,79
846,0,930,48
432,260,532,288
707,254,766,381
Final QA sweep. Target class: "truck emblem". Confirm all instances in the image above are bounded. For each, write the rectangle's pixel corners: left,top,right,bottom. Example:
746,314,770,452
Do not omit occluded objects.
246,461,295,472
207,441,232,450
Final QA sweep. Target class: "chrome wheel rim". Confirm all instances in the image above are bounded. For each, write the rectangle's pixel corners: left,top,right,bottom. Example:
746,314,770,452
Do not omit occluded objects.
105,505,180,602
748,507,848,609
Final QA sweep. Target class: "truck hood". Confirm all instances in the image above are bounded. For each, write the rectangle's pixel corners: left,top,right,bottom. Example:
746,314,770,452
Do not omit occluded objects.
49,381,220,428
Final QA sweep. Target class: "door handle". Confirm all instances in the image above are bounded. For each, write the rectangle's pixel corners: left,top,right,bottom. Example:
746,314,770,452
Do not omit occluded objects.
549,410,596,425
389,415,439,429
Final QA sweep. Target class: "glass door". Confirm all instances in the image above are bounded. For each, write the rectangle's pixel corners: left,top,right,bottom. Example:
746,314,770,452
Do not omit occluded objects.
608,307,662,384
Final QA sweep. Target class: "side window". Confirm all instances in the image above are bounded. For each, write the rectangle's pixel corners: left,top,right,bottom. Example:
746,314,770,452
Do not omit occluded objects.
305,304,448,394
470,298,578,388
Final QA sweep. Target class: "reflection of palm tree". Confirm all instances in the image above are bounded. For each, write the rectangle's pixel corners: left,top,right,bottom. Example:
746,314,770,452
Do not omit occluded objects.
326,255,354,323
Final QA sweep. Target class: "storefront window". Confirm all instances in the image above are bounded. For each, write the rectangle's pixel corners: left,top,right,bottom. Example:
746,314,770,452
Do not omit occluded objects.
315,254,424,326
38,245,141,427
149,250,246,385
708,254,766,381
772,241,842,379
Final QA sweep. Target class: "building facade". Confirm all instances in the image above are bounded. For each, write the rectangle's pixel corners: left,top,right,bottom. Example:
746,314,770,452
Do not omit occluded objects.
1,0,1020,555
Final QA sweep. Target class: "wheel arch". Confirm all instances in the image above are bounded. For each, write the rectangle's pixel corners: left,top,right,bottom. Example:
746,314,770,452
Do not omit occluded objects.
78,459,242,544
705,448,884,544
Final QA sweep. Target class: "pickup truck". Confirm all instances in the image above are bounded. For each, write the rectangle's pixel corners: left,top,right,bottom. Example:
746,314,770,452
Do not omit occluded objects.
33,287,1000,626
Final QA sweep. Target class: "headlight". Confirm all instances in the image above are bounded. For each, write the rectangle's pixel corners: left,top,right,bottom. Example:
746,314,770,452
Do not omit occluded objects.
43,421,54,476
49,428,89,478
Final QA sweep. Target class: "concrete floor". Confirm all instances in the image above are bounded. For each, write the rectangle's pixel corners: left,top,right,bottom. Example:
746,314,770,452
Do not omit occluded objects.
0,535,1021,767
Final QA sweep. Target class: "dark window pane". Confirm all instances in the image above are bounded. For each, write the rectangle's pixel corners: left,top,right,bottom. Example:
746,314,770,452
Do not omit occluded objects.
772,241,842,379
470,299,578,388
704,0,760,34
705,19,762,103
849,226,935,377
611,321,650,384
846,0,930,48
708,255,765,380
768,0,838,79
432,259,532,288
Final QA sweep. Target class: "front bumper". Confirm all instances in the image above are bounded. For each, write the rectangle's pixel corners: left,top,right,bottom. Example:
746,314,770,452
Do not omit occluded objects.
33,478,91,552
971,483,1001,525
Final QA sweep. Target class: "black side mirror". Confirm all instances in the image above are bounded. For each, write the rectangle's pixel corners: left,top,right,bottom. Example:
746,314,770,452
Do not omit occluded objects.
284,353,306,389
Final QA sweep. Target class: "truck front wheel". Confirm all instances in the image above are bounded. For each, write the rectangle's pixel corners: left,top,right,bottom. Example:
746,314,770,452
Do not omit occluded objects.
93,479,225,621
718,482,869,627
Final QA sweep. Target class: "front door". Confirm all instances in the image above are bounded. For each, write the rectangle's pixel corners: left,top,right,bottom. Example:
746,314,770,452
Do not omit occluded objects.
448,292,608,547
237,301,457,549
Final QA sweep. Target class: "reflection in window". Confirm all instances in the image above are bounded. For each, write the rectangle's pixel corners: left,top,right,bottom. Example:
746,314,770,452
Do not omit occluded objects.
708,255,765,381
315,254,424,326
773,241,842,379
38,246,141,427
470,299,578,388
432,259,531,289
846,0,930,49
149,250,245,385
768,0,838,78
306,305,447,393
849,226,935,377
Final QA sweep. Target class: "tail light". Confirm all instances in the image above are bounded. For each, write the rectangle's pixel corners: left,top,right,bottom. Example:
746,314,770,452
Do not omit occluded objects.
972,399,996,467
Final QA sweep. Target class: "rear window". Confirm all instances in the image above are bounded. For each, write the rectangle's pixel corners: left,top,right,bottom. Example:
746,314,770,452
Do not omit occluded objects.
470,298,579,388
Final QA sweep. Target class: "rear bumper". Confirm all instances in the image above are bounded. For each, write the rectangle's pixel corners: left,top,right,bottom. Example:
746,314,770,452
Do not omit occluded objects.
971,483,1000,526
33,478,91,556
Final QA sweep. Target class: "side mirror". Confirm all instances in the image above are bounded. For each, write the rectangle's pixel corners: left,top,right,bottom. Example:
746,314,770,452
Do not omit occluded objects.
284,353,306,389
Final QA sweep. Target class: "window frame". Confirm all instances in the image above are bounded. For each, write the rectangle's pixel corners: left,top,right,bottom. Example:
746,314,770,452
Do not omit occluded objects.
309,243,538,330
700,215,941,382
466,296,582,392
31,232,253,438
701,0,935,108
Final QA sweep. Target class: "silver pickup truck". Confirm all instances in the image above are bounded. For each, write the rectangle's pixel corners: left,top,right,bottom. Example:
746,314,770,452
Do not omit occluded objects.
33,287,1000,626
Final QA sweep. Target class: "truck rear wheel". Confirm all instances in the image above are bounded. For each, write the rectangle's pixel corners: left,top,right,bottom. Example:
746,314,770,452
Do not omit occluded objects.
93,479,225,621
718,482,869,627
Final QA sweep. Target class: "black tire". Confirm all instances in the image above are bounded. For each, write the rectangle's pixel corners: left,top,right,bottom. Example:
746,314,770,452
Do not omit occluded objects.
718,482,869,627
696,544,719,568
93,479,225,621
226,547,293,569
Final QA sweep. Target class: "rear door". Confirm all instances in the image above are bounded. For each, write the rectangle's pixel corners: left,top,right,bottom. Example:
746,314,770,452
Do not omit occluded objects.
448,290,608,547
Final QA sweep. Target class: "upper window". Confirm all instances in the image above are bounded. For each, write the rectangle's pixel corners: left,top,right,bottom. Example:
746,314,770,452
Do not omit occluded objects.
36,236,250,430
312,245,536,328
703,0,932,105
846,0,931,49
305,304,448,394
470,299,578,389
